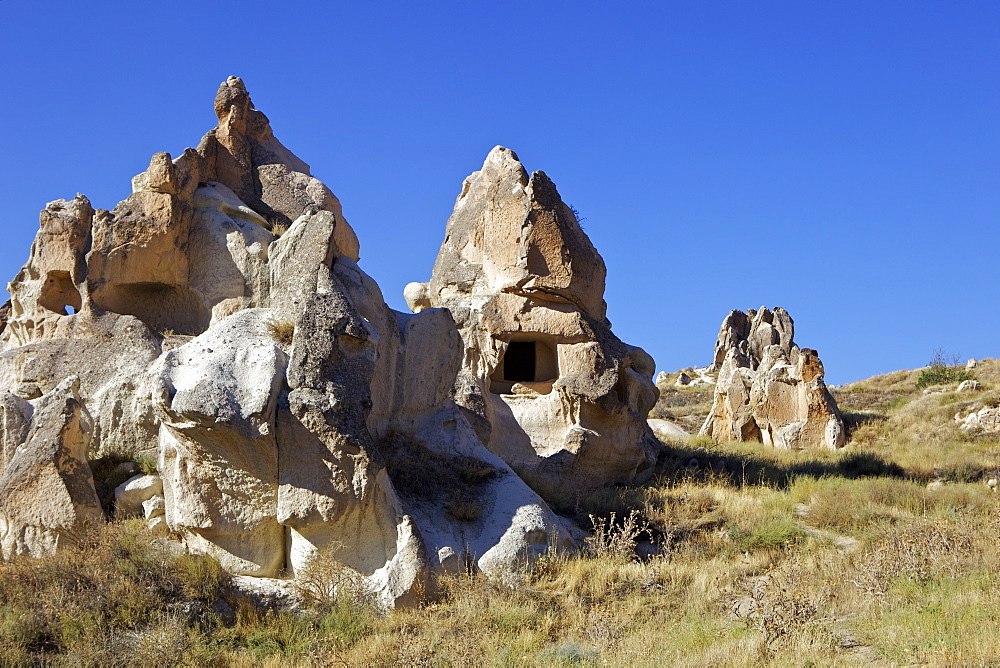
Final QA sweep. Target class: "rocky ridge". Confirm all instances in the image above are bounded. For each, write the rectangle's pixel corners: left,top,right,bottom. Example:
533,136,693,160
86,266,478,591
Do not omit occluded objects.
0,78,662,605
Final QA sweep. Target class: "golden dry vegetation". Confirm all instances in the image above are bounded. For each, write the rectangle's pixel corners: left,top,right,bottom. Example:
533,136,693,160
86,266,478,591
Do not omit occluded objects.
2,361,999,665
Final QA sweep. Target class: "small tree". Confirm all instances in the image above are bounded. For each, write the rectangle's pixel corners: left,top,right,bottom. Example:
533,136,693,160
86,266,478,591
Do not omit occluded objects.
915,348,974,389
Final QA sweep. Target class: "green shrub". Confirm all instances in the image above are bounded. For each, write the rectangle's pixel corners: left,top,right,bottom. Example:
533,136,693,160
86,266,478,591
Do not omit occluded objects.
241,610,312,659
135,454,158,475
729,520,803,551
915,365,974,389
315,597,375,646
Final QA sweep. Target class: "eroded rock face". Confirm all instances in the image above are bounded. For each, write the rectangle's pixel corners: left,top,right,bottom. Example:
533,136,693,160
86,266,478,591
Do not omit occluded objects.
412,147,659,500
700,308,845,449
0,377,103,558
155,309,286,575
0,80,588,607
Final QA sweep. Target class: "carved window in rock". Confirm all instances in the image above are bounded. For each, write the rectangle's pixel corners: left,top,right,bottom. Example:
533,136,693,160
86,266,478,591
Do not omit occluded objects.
38,271,82,316
504,341,536,382
490,336,559,394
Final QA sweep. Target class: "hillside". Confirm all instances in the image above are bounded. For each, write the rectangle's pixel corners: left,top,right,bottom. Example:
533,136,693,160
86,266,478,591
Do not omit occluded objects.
0,359,997,665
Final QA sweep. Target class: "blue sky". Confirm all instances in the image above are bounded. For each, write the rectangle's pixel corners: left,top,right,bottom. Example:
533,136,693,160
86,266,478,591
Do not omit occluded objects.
1,1,997,384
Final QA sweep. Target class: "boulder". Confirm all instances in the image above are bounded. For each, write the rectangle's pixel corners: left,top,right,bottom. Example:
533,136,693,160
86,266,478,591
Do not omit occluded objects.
955,406,1000,433
957,379,983,392
700,308,845,449
385,307,578,584
0,392,32,473
648,418,689,441
114,474,164,518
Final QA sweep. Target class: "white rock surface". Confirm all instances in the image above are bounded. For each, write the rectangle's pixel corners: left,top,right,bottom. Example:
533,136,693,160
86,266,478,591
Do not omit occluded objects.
418,147,659,499
0,79,659,608
114,474,164,517
957,379,983,392
648,418,690,441
155,309,286,576
0,378,103,558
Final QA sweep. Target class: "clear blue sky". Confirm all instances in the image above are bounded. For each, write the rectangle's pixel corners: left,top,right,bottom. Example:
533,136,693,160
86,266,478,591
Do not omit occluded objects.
1,1,998,384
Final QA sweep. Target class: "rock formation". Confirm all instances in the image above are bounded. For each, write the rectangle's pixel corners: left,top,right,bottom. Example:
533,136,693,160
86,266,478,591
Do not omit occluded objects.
955,405,1000,433
700,307,845,449
0,377,103,558
0,78,599,606
405,147,660,501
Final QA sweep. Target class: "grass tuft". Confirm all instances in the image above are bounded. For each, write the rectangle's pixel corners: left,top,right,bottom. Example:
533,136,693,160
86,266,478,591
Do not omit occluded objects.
267,319,295,346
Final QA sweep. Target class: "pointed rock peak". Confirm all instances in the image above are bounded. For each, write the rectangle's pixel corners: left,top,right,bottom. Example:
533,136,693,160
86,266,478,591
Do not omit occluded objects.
484,145,522,167
429,147,607,319
214,75,252,121
474,146,529,188
526,170,562,209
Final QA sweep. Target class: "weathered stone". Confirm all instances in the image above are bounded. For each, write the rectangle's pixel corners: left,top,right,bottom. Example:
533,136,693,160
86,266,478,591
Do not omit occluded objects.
114,474,164,518
0,377,102,558
0,79,638,607
648,418,689,441
0,311,164,458
188,182,274,326
701,308,845,449
417,147,658,500
385,306,578,583
3,196,92,345
154,309,286,576
276,267,429,608
0,392,32,473
957,379,983,392
268,211,339,322
956,406,1000,433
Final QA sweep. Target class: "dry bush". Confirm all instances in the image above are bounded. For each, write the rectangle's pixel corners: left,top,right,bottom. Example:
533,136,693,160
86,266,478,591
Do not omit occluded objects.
744,569,821,649
383,433,497,523
0,521,229,665
447,496,483,522
293,541,367,610
267,319,295,345
852,519,976,596
586,510,648,562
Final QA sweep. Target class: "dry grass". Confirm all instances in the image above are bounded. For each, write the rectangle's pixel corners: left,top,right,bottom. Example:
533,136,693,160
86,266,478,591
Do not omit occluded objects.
267,319,295,346
650,381,714,433
384,432,497,523
5,360,1000,664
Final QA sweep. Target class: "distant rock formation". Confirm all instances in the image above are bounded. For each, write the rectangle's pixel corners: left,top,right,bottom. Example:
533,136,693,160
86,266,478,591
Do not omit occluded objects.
955,405,1000,433
405,147,659,500
0,78,607,606
700,307,845,449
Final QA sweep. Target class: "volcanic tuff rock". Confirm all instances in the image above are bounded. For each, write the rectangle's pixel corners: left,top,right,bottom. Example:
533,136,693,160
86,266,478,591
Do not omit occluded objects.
0,78,596,606
0,377,103,559
700,308,845,450
406,147,660,500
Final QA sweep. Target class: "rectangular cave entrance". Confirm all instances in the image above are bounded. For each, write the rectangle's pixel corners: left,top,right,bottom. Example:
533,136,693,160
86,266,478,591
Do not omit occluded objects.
490,335,559,394
504,341,536,382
